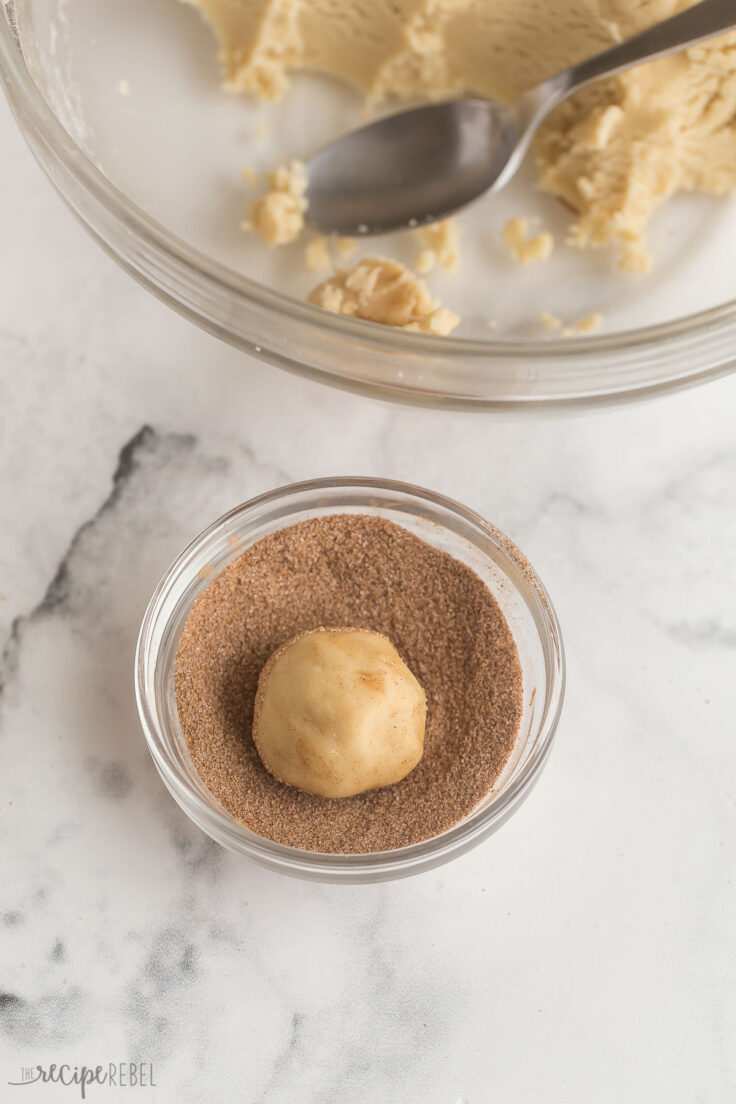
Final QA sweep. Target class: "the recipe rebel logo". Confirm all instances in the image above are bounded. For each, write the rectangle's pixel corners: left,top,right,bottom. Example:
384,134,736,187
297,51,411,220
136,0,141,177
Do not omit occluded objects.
8,1062,156,1098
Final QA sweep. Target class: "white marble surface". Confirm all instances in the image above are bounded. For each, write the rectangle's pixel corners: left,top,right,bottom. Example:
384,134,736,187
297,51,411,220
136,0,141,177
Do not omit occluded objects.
1,94,735,1103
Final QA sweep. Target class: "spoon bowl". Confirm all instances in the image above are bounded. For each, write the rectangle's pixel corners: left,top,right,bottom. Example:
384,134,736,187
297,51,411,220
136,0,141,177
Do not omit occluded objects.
307,100,519,236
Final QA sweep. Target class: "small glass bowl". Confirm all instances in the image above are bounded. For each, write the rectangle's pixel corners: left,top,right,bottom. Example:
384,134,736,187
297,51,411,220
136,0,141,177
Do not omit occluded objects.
135,478,565,882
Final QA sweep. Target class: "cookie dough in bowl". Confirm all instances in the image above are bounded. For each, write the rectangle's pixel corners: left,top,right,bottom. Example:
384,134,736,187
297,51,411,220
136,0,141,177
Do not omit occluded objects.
185,0,736,273
4,0,736,406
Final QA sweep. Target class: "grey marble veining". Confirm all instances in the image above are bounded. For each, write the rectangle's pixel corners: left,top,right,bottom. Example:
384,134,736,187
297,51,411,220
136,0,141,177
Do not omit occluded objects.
1,96,735,1103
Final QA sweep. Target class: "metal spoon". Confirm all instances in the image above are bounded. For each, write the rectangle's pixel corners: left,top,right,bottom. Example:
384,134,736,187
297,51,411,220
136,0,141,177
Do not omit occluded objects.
306,0,735,236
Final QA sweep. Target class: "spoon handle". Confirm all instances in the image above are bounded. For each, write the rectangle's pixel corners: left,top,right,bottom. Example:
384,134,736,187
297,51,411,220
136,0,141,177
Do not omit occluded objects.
556,0,735,100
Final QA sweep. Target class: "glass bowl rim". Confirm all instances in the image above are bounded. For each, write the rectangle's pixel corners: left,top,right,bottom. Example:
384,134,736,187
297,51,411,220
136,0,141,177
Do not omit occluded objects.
2,5,736,409
134,476,566,881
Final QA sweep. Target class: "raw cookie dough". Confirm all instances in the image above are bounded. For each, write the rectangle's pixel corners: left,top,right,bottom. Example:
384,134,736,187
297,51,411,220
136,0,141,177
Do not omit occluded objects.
415,218,460,274
184,0,736,268
249,159,308,245
304,235,357,271
305,235,331,272
502,216,554,265
563,313,602,336
253,627,427,798
308,257,460,334
539,311,603,335
535,36,736,272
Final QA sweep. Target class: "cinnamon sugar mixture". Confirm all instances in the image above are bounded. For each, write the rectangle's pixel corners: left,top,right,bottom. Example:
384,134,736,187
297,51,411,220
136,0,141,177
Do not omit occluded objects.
174,514,523,854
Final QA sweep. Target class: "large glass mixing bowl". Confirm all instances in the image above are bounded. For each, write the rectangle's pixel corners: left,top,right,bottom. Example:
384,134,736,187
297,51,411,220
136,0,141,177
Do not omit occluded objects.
2,0,735,409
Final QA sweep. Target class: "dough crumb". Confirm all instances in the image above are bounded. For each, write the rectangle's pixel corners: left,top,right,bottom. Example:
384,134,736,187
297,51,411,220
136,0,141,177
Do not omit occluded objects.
539,311,562,331
562,313,603,336
240,165,259,187
117,79,131,97
305,235,332,273
539,310,603,335
618,239,653,275
487,319,499,330
254,120,269,139
502,217,554,265
249,160,308,246
336,237,358,260
415,218,460,274
308,257,460,335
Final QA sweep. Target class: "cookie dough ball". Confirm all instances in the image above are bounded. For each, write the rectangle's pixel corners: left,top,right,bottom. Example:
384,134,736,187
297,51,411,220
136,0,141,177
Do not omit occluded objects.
253,627,426,798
